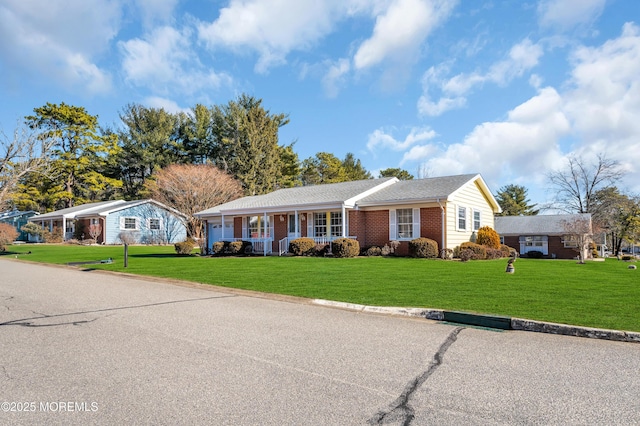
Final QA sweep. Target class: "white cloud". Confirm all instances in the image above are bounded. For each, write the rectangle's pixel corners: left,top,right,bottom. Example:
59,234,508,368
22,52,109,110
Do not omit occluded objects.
418,38,543,116
134,0,180,28
143,96,189,114
0,0,120,93
400,144,438,165
416,22,640,198
322,58,351,98
198,0,345,73
353,0,457,70
417,94,466,116
367,127,437,153
119,26,232,95
420,87,569,187
538,0,606,31
562,22,640,181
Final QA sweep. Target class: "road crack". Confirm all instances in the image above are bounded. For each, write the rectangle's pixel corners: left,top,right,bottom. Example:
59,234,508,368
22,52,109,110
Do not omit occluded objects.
368,327,464,425
0,295,236,328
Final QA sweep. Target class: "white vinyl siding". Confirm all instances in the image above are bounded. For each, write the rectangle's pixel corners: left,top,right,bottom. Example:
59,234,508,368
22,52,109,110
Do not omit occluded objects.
446,180,496,249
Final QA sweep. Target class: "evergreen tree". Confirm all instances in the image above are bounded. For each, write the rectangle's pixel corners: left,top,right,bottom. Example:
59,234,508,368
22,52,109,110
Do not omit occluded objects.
210,94,290,195
301,152,347,185
300,152,371,185
117,104,183,199
494,184,539,216
379,167,414,180
176,104,215,164
342,152,372,181
23,102,122,211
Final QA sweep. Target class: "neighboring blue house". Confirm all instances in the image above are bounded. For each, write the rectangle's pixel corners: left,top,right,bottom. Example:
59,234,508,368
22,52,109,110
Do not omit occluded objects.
0,209,39,241
28,199,187,244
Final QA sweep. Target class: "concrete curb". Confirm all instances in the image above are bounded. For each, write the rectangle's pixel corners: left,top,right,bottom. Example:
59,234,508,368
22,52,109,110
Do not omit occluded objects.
312,299,640,344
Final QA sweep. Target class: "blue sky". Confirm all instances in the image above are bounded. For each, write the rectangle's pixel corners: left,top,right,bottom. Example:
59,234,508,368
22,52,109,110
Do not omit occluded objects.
1,0,639,206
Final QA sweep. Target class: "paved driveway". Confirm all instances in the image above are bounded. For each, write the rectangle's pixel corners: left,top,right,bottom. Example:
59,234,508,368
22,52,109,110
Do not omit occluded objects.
1,259,639,425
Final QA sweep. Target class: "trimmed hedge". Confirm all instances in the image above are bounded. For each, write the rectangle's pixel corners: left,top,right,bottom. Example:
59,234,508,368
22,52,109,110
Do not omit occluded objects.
501,244,518,258
212,241,229,255
458,242,487,261
289,238,315,256
174,239,195,255
363,246,382,256
212,240,252,255
331,238,360,258
408,237,439,258
476,226,500,249
526,250,544,259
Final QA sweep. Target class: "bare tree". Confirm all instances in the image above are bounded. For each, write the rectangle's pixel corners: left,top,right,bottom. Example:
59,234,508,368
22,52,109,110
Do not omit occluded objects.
88,223,102,244
547,154,624,214
562,215,593,264
144,164,243,243
0,125,53,208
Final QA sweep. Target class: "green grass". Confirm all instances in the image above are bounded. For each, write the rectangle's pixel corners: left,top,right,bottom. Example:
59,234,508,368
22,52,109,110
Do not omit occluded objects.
3,244,639,332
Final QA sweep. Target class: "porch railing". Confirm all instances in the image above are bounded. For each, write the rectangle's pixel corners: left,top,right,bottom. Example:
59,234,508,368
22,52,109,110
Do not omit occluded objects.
219,238,273,255
278,236,358,256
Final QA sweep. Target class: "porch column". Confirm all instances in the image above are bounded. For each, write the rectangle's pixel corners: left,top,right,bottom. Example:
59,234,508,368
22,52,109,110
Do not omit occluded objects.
294,210,299,236
263,212,268,256
221,214,225,240
341,204,346,237
62,217,67,240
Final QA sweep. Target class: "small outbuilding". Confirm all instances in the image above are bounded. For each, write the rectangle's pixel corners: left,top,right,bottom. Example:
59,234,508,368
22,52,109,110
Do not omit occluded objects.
495,214,592,259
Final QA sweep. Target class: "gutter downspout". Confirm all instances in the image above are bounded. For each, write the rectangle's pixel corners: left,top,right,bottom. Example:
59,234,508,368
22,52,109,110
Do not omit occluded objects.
437,199,445,259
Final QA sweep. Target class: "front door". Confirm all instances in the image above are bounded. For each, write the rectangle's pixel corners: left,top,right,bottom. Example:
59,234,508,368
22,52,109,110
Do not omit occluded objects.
288,214,302,239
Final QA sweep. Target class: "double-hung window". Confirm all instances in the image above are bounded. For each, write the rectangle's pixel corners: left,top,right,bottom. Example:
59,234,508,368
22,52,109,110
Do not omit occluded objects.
390,208,420,240
148,218,161,230
396,209,413,239
247,216,271,238
473,210,481,231
457,206,467,231
314,213,327,237
330,212,342,237
122,217,137,230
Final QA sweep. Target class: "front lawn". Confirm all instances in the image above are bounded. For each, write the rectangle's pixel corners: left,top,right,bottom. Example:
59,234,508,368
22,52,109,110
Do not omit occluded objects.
3,244,639,332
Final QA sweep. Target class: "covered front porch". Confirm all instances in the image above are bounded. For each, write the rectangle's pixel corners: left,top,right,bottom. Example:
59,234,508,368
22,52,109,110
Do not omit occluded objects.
207,207,355,256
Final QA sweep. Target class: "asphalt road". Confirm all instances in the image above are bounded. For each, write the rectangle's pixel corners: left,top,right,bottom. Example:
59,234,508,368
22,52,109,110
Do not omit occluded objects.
1,258,639,425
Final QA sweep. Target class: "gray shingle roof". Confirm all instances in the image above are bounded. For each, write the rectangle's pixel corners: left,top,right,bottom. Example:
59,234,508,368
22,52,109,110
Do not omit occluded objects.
29,200,126,220
494,214,592,235
197,178,396,215
357,174,479,205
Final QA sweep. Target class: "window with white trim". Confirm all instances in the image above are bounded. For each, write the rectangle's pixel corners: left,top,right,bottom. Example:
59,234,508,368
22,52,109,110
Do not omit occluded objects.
457,206,467,231
122,217,137,230
473,210,481,231
397,208,413,239
148,218,161,230
330,212,342,237
247,216,271,238
563,235,578,248
522,235,546,247
314,213,327,237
